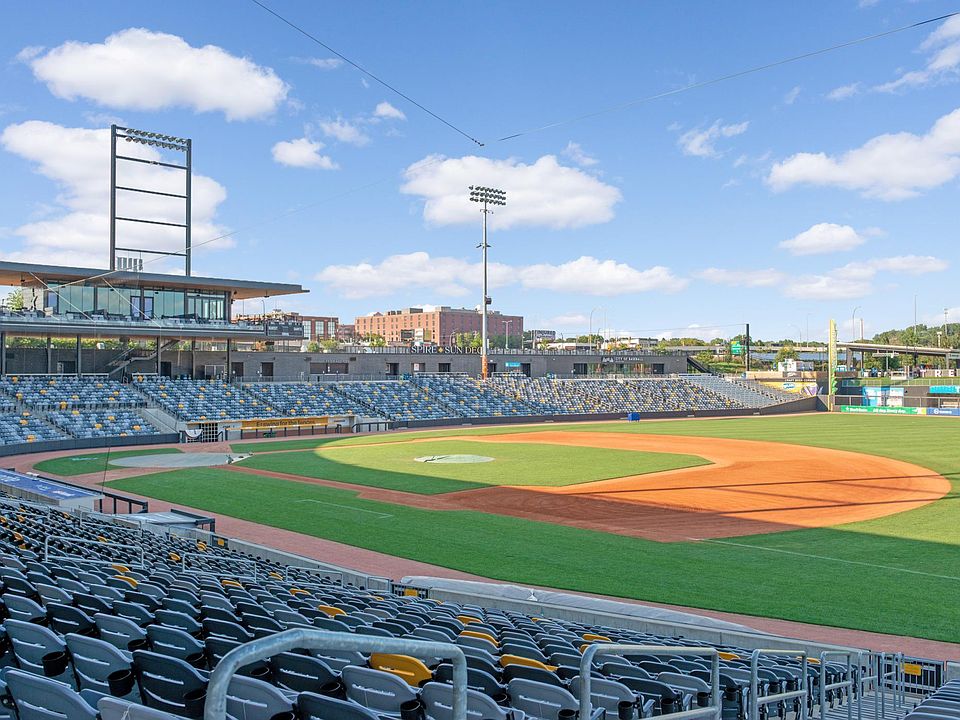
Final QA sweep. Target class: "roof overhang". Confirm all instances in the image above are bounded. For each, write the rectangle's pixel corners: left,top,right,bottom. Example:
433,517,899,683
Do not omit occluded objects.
0,261,306,301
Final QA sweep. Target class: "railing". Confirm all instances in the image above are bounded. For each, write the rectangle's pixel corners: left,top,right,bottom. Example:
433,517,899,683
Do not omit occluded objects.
856,651,880,720
820,651,855,720
749,649,808,720
204,629,468,720
44,535,145,569
879,653,905,716
579,644,720,720
283,565,344,586
180,552,258,582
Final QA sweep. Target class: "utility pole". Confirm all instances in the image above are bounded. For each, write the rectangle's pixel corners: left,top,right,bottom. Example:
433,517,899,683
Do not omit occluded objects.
468,186,506,379
745,323,751,373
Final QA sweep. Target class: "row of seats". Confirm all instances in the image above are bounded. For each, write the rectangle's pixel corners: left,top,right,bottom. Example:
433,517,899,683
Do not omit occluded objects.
905,679,960,720
0,412,67,445
46,410,161,439
680,376,785,408
0,496,867,720
0,375,144,410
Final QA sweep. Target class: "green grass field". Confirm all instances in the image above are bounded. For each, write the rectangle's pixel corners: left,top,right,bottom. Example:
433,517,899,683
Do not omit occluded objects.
235,439,708,494
34,447,182,476
105,414,960,642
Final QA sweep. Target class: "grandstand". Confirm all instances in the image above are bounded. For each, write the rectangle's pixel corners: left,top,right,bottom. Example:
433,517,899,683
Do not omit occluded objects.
0,372,811,450
0,474,931,720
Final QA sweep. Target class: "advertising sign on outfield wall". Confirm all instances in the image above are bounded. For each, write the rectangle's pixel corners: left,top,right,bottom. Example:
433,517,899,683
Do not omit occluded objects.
840,406,923,415
926,407,960,416
929,385,960,394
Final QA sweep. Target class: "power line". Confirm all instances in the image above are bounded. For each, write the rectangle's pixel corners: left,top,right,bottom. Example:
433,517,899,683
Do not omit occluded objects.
249,0,485,147
497,11,960,142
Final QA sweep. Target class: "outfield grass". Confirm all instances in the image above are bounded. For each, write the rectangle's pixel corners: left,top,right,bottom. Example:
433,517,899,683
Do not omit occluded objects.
235,439,708,494
34,447,182,476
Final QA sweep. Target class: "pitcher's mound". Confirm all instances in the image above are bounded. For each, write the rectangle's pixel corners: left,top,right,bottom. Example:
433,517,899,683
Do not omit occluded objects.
112,453,250,468
415,454,494,464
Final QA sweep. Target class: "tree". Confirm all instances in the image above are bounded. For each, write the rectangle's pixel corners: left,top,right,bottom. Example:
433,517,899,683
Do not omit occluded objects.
774,345,798,363
320,339,339,351
3,290,23,310
363,334,386,347
306,341,321,352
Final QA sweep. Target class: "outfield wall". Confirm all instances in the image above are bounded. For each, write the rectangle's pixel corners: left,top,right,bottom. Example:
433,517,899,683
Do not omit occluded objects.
0,432,179,458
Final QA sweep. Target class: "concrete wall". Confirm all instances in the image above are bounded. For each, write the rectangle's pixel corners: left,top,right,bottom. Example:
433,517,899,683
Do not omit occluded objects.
0,432,179,458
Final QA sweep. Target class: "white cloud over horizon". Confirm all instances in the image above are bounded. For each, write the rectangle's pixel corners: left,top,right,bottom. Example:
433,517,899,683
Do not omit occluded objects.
767,107,960,200
0,121,230,268
779,223,866,255
271,137,338,169
695,268,785,287
561,141,599,167
826,82,861,101
401,154,621,229
373,101,406,121
677,119,749,158
316,251,685,299
784,255,948,300
24,29,288,120
319,117,370,146
875,15,960,93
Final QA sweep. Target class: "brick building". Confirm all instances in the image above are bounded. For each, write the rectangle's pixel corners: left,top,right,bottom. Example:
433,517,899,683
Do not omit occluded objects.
234,310,338,343
355,306,523,346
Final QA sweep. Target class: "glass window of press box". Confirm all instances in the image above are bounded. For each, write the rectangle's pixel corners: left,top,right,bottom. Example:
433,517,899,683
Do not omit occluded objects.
26,282,228,322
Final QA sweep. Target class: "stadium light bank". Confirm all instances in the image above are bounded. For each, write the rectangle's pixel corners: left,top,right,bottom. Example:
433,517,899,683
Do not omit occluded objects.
468,185,506,380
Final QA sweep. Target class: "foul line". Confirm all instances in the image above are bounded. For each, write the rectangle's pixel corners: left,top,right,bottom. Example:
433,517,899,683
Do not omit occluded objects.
690,538,960,581
294,499,393,519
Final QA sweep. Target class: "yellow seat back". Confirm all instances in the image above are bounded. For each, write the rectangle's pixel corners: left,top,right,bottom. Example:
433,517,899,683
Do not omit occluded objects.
316,604,346,617
460,629,498,647
369,653,433,687
499,654,557,672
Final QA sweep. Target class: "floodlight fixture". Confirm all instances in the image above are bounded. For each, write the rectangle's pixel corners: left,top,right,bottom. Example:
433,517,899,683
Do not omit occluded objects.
467,185,507,379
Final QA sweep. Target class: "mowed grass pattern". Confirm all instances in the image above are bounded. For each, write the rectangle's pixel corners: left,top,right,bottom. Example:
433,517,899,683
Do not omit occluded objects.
110,414,960,641
235,439,709,494
34,447,182,476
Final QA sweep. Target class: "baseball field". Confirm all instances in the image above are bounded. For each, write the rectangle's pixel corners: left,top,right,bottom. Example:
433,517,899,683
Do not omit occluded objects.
38,413,959,642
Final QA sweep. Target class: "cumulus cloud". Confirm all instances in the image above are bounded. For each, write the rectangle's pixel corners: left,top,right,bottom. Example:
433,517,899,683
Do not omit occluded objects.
767,107,960,200
561,141,599,167
784,86,801,105
875,16,960,92
319,117,370,146
677,120,749,158
779,223,866,255
694,268,785,287
373,101,406,121
271,137,337,169
826,82,861,101
544,313,589,328
401,154,621,229
24,29,288,121
518,257,686,295
0,121,229,267
316,252,683,299
784,255,947,299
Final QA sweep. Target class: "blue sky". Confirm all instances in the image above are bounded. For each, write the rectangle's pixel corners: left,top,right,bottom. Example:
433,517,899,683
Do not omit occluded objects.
1,0,958,342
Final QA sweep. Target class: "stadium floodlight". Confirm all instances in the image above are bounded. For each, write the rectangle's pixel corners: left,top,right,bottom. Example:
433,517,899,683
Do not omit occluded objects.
468,185,507,379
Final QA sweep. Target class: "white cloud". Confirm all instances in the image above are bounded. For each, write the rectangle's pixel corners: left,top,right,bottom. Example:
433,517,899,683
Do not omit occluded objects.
15,46,45,63
373,101,406,121
779,223,866,255
784,86,801,105
307,57,343,70
0,121,230,268
271,137,337,170
401,154,621,229
544,313,589,329
767,107,960,200
677,120,749,158
784,255,947,300
561,141,599,167
826,82,861,101
695,268,785,287
316,252,683,299
319,117,370,146
656,325,730,342
518,257,686,295
25,29,288,121
858,0,879,7
875,16,960,92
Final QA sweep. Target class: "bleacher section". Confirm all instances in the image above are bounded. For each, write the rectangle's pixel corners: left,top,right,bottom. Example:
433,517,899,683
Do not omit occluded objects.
0,489,891,720
0,372,804,448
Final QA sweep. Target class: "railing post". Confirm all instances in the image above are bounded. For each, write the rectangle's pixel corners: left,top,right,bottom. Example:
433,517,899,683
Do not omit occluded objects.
204,629,467,720
579,644,720,720
749,649,808,720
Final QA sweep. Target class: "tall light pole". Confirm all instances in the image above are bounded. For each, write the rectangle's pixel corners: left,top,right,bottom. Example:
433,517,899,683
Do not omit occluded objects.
588,306,604,351
504,319,513,350
851,306,860,341
469,185,506,379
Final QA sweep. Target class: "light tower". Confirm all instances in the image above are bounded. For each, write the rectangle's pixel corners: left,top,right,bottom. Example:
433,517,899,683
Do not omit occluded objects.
468,185,506,379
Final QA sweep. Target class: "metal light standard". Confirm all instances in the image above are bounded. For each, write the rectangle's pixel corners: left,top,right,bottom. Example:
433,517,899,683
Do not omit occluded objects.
468,186,506,379
504,319,512,350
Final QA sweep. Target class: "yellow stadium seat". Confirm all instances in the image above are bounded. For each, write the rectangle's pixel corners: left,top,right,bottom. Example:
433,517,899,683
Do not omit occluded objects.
500,655,557,672
369,654,432,687
316,605,346,617
460,630,498,646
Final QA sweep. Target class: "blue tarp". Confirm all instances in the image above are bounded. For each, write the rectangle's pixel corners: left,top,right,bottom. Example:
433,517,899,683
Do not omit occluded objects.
0,469,100,500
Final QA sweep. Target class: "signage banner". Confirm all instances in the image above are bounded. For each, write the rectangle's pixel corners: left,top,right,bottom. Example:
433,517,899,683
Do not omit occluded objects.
929,385,960,394
926,407,960,416
840,406,922,415
504,361,521,368
863,386,905,407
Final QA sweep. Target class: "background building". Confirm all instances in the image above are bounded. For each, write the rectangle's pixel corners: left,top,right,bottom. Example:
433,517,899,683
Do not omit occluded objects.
356,306,523,346
235,310,338,344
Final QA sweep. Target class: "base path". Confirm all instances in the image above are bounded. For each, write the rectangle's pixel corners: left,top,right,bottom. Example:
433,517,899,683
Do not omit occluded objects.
439,431,948,541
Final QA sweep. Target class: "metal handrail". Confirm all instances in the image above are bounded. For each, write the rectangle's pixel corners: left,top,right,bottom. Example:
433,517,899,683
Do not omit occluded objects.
579,644,720,720
204,629,467,720
748,649,808,720
820,651,855,720
180,552,257,582
43,534,145,568
856,651,880,720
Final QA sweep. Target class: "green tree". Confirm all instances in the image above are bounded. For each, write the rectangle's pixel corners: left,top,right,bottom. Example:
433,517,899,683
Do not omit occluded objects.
774,345,798,363
319,339,339,351
364,334,386,347
306,341,321,352
4,290,23,310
